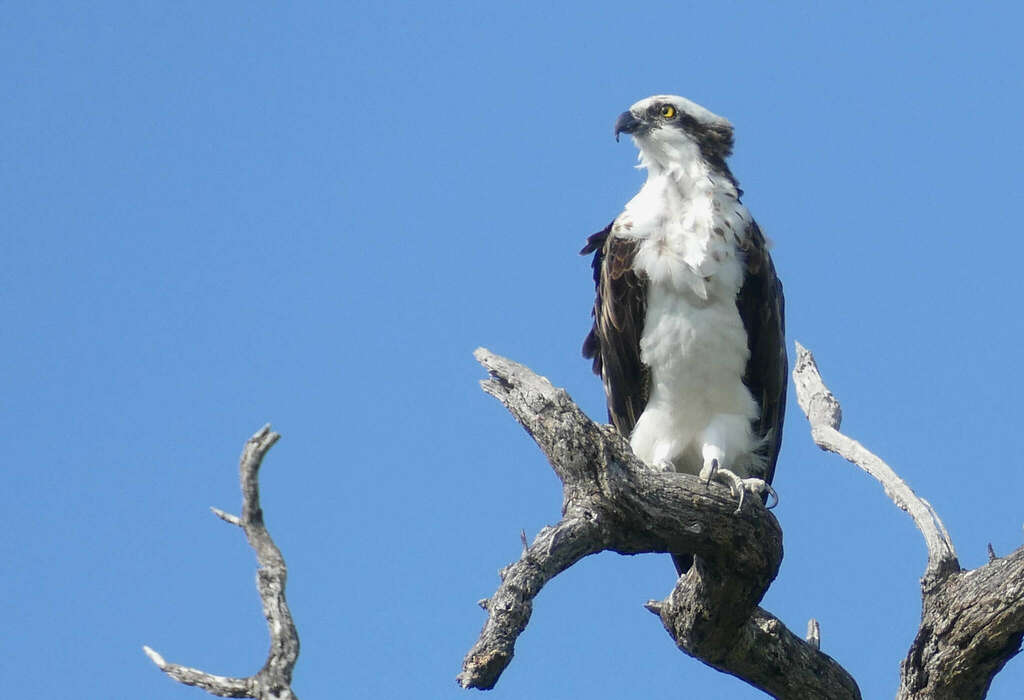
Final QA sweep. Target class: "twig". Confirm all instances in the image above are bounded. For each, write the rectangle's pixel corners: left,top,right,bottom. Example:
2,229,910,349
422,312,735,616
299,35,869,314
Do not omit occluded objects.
211,507,242,527
144,425,300,699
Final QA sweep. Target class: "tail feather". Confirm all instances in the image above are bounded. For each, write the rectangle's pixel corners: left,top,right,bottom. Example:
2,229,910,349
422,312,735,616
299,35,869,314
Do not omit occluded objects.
672,553,693,576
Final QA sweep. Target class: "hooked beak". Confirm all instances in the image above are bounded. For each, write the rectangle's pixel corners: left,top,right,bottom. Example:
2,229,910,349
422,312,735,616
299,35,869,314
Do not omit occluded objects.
614,111,641,142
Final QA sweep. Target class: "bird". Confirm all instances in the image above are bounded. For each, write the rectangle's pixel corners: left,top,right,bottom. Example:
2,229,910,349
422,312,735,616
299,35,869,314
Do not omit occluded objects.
581,95,787,574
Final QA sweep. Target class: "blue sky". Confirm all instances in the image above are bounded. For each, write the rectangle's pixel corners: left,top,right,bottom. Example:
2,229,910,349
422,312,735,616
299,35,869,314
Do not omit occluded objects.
4,2,1023,698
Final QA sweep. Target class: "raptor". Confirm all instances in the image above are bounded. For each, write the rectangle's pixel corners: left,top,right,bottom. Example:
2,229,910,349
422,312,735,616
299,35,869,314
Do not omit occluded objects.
581,95,787,573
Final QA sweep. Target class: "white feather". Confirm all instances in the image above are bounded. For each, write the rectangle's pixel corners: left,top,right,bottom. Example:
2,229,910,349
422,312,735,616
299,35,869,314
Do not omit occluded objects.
613,98,760,477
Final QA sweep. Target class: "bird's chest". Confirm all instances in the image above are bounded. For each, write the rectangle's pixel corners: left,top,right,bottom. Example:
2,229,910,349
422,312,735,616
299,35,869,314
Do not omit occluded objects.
615,177,751,374
618,177,747,302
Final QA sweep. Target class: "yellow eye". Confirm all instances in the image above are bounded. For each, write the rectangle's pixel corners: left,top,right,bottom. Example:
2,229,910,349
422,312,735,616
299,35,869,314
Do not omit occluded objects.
660,105,676,118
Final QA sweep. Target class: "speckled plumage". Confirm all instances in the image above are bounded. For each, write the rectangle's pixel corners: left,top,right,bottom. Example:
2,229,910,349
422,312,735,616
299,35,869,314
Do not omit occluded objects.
582,95,787,503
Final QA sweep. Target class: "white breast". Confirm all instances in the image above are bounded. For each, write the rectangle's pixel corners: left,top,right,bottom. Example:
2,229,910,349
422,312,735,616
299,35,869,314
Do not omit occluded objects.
614,166,761,476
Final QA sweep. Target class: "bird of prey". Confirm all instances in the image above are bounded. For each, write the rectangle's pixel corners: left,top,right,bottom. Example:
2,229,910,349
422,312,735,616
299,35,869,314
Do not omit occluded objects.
581,95,786,572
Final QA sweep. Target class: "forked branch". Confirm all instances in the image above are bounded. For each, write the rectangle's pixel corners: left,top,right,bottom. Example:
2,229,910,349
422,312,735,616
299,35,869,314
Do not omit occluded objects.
144,425,300,699
458,349,858,698
793,343,1024,699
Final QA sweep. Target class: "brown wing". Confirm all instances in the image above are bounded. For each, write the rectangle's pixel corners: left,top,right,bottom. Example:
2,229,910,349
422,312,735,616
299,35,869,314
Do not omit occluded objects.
581,222,649,437
736,220,787,485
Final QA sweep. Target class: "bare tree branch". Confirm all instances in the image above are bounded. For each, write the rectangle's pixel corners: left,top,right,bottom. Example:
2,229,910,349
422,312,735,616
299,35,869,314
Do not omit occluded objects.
142,646,254,698
144,425,300,700
898,549,1024,699
458,349,858,698
793,343,1024,699
792,342,958,581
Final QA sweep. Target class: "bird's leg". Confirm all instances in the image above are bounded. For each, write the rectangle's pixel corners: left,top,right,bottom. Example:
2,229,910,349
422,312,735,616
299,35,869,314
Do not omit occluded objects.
699,447,777,514
649,441,679,473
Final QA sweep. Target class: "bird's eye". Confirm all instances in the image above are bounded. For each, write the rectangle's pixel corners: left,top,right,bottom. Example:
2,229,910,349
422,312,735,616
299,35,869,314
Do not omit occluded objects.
660,105,676,118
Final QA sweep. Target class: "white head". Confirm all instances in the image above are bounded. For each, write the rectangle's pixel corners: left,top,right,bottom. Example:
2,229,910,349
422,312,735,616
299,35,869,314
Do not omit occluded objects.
614,95,734,174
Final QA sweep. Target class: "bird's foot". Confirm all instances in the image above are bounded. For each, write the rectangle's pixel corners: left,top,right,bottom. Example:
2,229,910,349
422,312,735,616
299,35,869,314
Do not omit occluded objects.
699,459,778,514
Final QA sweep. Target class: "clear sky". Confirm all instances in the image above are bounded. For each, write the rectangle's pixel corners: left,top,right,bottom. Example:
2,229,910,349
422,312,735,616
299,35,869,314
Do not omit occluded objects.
4,2,1024,698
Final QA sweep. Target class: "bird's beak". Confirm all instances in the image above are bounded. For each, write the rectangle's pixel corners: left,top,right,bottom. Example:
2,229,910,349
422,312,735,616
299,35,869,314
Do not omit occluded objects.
614,111,641,142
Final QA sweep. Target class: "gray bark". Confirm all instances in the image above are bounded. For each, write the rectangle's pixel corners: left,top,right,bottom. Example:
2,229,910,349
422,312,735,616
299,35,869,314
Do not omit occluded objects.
144,425,300,699
457,349,858,698
460,346,1024,698
898,552,1024,699
793,345,1024,700
792,343,958,583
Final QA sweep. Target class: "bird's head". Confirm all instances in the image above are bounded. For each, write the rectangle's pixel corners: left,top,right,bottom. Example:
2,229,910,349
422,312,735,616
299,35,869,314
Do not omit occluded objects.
614,95,734,172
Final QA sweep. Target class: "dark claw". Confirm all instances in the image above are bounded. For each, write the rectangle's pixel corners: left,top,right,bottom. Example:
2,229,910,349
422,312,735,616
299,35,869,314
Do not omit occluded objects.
705,458,719,487
764,484,779,509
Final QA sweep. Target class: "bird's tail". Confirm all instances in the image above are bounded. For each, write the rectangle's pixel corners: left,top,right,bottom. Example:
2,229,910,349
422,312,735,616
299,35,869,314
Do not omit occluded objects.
671,553,693,576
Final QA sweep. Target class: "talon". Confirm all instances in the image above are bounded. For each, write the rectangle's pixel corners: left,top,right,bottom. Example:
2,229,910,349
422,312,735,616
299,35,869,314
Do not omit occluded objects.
733,485,746,514
703,458,719,486
701,464,777,514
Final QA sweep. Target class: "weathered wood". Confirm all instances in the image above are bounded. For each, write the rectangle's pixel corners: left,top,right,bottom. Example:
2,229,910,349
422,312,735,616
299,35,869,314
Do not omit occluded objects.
793,344,1024,699
458,349,858,698
793,343,958,582
898,549,1024,699
144,425,300,700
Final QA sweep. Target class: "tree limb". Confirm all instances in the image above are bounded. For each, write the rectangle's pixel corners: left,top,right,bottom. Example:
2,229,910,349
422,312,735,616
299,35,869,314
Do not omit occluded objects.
144,425,300,700
458,349,858,698
792,343,1024,699
792,342,958,582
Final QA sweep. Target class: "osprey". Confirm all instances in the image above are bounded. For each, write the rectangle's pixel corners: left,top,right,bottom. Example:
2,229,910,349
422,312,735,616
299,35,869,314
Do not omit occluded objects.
582,96,786,571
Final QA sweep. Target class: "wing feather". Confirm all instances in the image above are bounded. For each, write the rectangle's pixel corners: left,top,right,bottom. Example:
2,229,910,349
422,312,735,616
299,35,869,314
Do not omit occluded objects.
582,218,786,486
737,220,787,485
581,222,649,437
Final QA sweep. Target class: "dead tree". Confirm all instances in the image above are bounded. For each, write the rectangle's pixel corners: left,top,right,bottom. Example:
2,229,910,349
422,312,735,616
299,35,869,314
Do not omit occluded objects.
144,425,300,700
457,345,1024,699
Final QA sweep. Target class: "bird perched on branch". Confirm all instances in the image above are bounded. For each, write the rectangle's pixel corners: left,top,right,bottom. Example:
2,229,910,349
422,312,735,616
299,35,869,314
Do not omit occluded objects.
581,95,787,574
